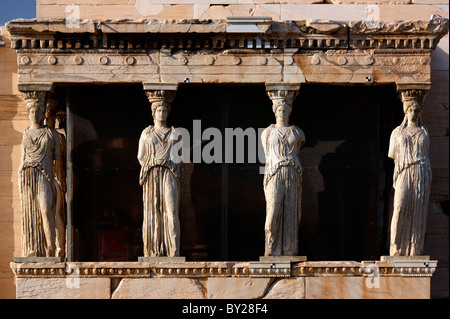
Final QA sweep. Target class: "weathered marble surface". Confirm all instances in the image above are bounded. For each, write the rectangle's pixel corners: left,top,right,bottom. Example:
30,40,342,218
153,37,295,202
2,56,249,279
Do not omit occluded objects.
11,260,437,299
33,1,449,21
262,86,305,257
16,277,111,299
112,278,205,299
5,17,448,85
138,88,181,257
19,89,62,258
305,276,431,299
388,87,432,256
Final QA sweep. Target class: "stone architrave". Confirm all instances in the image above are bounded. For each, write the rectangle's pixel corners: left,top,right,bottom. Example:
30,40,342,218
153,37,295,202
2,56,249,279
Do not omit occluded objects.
18,83,62,258
138,83,182,257
262,83,305,257
388,83,432,256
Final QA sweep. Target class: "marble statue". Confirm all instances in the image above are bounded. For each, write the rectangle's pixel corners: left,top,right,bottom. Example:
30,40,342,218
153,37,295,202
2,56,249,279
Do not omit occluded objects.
262,90,305,256
138,98,181,257
45,106,67,258
388,89,432,256
19,92,61,257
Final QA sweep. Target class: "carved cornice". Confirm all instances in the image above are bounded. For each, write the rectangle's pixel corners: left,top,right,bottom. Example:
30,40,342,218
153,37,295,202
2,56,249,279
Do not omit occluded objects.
6,16,448,52
7,16,448,36
348,15,449,35
10,260,437,279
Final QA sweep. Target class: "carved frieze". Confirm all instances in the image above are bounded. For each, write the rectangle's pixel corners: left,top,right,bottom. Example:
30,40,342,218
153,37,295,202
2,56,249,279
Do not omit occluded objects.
10,260,437,279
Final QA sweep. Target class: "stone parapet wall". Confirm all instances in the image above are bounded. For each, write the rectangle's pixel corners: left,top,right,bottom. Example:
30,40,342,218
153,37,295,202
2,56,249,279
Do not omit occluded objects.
11,260,436,299
35,0,449,21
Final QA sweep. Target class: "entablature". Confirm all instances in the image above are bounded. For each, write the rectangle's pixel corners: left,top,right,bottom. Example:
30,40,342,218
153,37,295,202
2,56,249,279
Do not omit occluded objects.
5,16,449,86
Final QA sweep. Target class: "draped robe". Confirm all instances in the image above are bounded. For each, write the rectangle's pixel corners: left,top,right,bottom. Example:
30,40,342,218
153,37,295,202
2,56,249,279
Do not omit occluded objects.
19,126,60,257
139,126,181,257
388,125,432,256
262,124,305,256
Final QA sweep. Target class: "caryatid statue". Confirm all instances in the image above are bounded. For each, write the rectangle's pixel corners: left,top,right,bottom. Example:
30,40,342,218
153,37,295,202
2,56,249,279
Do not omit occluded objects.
262,87,305,256
137,88,182,257
19,91,61,257
45,102,67,258
388,88,432,256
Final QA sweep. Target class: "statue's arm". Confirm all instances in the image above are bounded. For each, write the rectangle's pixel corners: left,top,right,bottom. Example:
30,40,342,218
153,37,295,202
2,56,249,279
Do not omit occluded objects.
18,134,26,172
261,128,268,156
292,126,305,149
388,127,398,160
137,127,148,165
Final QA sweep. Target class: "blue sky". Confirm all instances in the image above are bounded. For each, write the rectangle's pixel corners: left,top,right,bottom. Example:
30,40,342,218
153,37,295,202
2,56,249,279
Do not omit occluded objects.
1,0,36,26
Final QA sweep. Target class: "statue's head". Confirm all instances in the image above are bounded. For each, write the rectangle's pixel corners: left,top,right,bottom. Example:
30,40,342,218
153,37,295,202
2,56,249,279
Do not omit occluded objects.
401,90,425,125
403,99,422,125
273,100,292,123
151,101,171,122
23,92,47,125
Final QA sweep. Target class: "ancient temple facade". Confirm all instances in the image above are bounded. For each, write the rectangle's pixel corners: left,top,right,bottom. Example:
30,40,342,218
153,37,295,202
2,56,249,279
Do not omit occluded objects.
0,0,448,299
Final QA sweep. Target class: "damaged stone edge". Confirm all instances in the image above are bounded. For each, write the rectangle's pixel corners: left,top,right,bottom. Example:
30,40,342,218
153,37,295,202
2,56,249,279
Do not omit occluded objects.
5,15,449,36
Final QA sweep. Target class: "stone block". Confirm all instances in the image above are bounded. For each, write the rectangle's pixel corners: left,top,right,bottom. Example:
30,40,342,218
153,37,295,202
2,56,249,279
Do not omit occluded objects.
0,221,18,249
259,256,307,262
264,277,305,299
37,4,195,20
280,4,367,21
207,277,273,299
412,0,450,4
305,276,431,299
0,278,16,299
326,0,411,3
200,4,281,20
138,256,186,262
378,4,449,20
160,53,284,83
112,278,205,299
16,277,111,299
37,0,135,4
13,257,64,263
